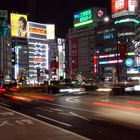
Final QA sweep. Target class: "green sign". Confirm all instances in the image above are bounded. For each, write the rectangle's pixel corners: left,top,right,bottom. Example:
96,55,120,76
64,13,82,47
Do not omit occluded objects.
74,9,93,28
114,18,140,24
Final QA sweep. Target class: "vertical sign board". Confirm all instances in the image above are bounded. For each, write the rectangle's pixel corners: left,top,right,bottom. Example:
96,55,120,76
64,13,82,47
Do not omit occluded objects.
58,38,65,78
71,39,78,71
0,10,8,36
0,10,7,25
93,55,98,78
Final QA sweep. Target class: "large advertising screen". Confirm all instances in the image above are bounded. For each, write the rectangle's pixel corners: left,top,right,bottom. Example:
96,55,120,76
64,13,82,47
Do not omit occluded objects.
112,0,128,13
112,0,139,18
10,13,28,38
28,22,55,40
73,9,93,28
73,7,107,28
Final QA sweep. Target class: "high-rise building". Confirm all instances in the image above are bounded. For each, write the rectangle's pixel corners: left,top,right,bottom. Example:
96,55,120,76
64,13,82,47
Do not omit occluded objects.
67,7,107,80
96,0,140,83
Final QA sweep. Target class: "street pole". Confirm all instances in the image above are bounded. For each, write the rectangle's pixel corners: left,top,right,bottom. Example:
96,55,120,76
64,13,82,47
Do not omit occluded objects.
116,28,120,82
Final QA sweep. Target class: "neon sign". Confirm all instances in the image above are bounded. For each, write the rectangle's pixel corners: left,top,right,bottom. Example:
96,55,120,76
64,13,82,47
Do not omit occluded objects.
74,9,93,27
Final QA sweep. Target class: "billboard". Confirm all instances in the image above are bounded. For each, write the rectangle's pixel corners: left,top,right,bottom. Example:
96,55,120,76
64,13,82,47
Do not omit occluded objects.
73,9,93,28
112,0,128,13
10,13,28,38
46,24,55,39
111,0,139,18
73,7,107,28
28,22,55,40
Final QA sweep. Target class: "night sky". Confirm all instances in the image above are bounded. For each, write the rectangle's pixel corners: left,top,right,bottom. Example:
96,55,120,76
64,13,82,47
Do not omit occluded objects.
0,0,111,37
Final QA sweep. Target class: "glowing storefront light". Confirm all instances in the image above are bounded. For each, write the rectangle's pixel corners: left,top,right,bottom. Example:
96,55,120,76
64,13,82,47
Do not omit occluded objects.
99,60,123,65
127,52,135,56
114,18,140,24
99,52,134,59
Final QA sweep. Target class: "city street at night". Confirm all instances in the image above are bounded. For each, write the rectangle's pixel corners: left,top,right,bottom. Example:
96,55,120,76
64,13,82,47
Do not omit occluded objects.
0,0,140,139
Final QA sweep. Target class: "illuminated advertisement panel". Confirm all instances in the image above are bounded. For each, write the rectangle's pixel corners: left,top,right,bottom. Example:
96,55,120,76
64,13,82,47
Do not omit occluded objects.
93,55,98,78
112,0,128,13
46,24,55,39
112,0,139,18
58,38,65,78
128,0,137,12
28,22,47,40
73,9,93,28
28,40,49,81
28,22,55,40
10,13,28,38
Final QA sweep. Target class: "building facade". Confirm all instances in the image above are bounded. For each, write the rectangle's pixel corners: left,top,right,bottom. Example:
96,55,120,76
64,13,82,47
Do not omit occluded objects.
67,7,107,80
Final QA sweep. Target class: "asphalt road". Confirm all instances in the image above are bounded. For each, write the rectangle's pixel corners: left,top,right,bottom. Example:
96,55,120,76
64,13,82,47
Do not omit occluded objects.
1,92,140,140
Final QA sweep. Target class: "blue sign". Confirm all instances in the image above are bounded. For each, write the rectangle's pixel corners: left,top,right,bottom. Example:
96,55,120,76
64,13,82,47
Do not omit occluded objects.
125,58,133,67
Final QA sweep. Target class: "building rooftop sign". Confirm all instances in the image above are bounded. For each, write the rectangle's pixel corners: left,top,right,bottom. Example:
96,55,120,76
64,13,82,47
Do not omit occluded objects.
111,0,140,18
73,9,93,28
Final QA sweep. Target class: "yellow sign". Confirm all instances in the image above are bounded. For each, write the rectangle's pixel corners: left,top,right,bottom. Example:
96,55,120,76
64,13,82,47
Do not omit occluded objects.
10,13,28,37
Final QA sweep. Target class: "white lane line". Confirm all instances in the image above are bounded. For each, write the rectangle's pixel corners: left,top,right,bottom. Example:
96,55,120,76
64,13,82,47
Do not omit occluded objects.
58,112,73,116
36,114,72,127
0,105,90,140
36,107,54,112
70,112,90,121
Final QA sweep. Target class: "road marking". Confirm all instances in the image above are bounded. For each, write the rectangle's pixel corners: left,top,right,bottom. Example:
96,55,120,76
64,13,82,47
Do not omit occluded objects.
38,100,97,114
66,97,80,103
70,112,90,121
0,105,90,140
36,114,72,127
0,111,14,116
58,112,73,116
37,107,63,112
36,107,54,112
0,120,14,126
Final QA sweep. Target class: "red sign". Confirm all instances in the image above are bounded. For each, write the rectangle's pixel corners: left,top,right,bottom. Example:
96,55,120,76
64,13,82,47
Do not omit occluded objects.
93,55,98,78
71,39,78,70
119,43,126,59
112,0,128,13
